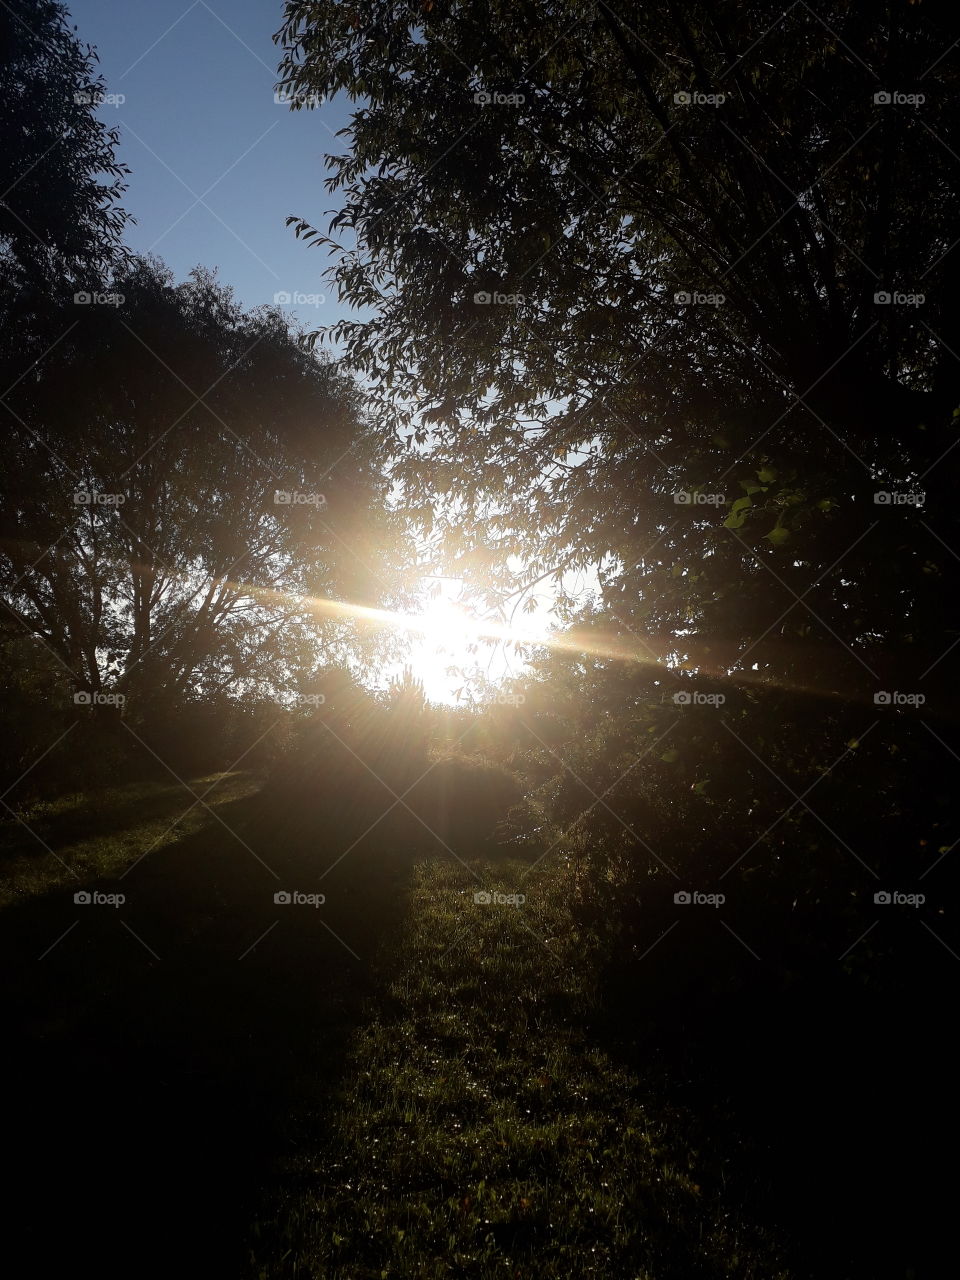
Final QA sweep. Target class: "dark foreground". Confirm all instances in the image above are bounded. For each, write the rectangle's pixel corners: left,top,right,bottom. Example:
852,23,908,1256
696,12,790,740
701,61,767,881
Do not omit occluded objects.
1,775,953,1278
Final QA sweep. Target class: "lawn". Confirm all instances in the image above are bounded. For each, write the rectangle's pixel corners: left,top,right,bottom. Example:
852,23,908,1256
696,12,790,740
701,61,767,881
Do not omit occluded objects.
251,854,788,1279
0,770,260,907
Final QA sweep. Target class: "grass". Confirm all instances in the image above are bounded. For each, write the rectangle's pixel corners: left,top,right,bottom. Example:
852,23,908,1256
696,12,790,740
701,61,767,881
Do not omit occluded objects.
251,855,788,1279
0,770,260,908
2,767,944,1277
0,774,792,1277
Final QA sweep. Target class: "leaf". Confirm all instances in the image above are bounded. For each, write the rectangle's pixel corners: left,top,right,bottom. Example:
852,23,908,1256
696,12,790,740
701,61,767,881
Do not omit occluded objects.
757,464,778,483
661,749,679,763
766,524,790,547
724,495,752,527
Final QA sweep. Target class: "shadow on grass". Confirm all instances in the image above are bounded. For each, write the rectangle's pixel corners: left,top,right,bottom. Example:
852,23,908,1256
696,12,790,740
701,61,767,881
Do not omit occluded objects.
0,778,422,1278
589,902,955,1280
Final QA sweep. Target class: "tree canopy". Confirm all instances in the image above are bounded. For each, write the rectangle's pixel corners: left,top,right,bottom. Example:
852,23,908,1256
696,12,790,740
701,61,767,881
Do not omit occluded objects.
276,0,960,706
0,258,398,713
0,0,131,288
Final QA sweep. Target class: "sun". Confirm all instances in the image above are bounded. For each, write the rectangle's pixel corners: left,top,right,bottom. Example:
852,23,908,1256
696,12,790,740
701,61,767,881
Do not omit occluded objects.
406,599,484,703
415,599,471,648
292,582,553,705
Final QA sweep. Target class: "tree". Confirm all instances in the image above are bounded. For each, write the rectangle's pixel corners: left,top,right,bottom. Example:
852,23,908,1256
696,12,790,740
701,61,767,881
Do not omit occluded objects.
276,0,960,703
0,257,399,718
275,0,960,1024
0,0,131,289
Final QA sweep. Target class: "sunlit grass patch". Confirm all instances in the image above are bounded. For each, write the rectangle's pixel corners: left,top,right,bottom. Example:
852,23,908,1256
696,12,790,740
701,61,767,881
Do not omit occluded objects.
0,771,259,908
251,856,788,1279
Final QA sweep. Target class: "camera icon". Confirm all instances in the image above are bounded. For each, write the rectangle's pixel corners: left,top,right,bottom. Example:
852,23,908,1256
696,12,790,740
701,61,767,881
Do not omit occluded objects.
672,691,692,705
274,890,291,905
473,291,491,305
873,491,892,504
274,490,292,504
273,291,292,304
74,890,91,904
674,890,691,905
874,91,891,105
674,91,691,105
473,91,491,105
473,890,492,904
873,691,892,705
73,291,92,305
874,291,891,304
73,691,92,705
673,491,692,503
674,291,691,304
874,891,891,904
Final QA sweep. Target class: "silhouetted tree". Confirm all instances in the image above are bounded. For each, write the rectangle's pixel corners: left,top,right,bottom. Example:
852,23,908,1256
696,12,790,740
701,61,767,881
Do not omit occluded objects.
0,257,399,723
0,0,131,290
277,0,959,705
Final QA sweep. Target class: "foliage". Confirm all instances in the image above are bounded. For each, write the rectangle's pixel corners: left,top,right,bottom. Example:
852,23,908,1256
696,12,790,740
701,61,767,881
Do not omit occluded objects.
0,257,398,720
276,0,959,702
0,0,131,288
502,635,957,998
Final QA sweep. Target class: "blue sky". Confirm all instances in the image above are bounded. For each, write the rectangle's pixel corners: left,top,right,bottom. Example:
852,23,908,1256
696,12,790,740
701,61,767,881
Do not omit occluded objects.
68,0,357,337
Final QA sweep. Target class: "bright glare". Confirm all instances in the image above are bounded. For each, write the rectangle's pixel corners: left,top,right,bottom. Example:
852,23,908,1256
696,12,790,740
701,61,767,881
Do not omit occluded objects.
416,600,471,651
283,578,560,704
405,599,503,704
